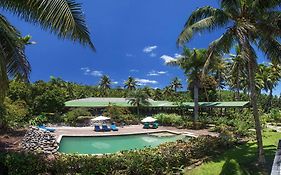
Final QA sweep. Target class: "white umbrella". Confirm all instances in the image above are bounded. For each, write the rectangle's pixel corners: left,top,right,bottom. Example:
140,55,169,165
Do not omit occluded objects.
91,116,110,121
141,117,157,123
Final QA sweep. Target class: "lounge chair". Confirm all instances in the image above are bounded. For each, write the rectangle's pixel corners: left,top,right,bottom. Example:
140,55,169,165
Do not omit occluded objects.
143,122,150,129
38,125,55,132
152,122,158,129
111,123,119,131
94,125,103,132
102,124,111,132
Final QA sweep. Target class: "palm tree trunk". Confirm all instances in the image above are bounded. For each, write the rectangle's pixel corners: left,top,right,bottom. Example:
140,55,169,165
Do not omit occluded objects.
248,59,266,165
265,88,273,113
194,79,199,121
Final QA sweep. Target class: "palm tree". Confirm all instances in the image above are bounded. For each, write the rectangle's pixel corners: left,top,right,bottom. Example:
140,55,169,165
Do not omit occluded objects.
162,85,174,99
124,76,138,90
177,0,281,164
170,77,182,92
142,86,153,98
256,64,281,112
0,1,94,102
99,75,111,96
226,46,248,100
167,48,215,121
127,90,150,115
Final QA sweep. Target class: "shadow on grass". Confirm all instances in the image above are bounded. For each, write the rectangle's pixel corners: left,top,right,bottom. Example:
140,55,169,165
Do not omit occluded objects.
211,142,276,175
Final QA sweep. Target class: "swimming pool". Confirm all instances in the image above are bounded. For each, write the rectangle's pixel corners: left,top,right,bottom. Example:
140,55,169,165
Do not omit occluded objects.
58,132,186,154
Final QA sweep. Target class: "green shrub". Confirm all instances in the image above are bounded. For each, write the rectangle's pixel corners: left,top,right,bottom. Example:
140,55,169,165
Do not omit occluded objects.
29,114,47,126
0,98,29,129
118,114,140,125
63,108,91,126
154,113,184,126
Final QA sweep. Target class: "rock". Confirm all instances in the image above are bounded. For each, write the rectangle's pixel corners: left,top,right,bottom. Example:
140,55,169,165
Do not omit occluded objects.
20,126,58,155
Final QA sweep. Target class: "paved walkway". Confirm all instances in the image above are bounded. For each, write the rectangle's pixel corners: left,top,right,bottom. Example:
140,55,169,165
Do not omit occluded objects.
53,125,218,141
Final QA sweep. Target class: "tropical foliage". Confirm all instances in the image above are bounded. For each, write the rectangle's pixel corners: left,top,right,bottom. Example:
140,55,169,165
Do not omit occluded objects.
177,0,281,164
0,0,94,102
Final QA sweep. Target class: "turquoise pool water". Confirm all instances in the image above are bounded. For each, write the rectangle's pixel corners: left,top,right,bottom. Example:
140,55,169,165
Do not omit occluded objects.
58,133,186,154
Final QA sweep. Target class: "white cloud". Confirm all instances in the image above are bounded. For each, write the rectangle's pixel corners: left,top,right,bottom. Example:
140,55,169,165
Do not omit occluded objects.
126,53,134,57
143,45,157,53
81,67,102,77
147,70,168,76
160,55,176,64
129,69,139,72
81,67,91,75
174,53,183,58
149,53,156,57
112,81,119,85
136,78,158,85
89,70,103,77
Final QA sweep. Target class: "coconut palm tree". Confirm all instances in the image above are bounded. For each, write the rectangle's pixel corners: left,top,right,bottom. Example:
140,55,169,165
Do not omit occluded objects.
99,75,111,96
162,85,174,99
127,90,150,115
142,86,153,98
170,77,182,92
177,0,281,164
0,0,94,102
256,64,281,112
124,76,138,90
226,46,248,100
167,48,211,121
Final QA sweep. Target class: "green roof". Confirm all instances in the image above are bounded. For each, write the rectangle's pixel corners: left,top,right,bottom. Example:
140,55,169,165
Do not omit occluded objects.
64,98,250,108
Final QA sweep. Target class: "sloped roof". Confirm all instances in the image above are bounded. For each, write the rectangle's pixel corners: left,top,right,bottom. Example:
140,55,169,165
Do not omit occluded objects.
65,98,250,108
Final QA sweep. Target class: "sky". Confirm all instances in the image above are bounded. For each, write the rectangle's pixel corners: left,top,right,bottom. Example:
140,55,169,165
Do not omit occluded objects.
2,0,281,95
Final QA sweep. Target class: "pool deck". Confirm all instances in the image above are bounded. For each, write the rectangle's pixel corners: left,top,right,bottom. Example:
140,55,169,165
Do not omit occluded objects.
53,125,218,142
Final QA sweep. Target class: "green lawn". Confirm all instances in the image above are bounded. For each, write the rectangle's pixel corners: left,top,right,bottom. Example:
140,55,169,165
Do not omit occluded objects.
185,131,280,175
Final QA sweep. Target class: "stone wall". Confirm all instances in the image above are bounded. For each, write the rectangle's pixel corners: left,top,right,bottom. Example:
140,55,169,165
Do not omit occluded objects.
21,126,58,154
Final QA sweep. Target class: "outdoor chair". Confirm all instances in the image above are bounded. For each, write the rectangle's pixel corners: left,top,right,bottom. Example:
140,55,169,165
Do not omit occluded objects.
38,125,55,132
102,124,111,131
111,123,119,131
152,122,158,129
94,125,103,132
143,122,150,129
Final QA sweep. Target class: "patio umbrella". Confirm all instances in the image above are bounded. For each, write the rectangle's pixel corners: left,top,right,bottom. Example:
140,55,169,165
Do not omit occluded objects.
141,116,157,123
91,116,110,121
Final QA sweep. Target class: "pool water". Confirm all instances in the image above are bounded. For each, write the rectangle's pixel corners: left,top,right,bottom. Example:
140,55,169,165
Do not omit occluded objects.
58,133,186,154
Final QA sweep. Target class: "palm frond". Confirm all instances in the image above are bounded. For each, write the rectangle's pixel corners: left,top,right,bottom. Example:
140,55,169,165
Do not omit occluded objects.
0,15,31,101
177,6,229,45
1,0,95,50
221,0,241,17
257,35,281,64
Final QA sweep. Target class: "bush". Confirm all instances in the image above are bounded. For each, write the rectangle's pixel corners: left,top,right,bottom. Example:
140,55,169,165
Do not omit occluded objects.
0,98,29,129
118,114,140,125
63,108,91,126
0,135,235,175
154,113,184,126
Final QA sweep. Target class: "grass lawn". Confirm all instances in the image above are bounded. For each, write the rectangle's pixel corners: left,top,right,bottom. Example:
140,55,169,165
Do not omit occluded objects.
185,130,280,175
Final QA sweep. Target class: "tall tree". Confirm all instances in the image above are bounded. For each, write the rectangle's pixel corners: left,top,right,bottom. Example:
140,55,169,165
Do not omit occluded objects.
177,0,281,164
226,46,248,100
124,76,138,91
0,0,95,102
167,48,219,121
170,77,182,92
256,64,281,112
127,90,150,115
99,75,111,96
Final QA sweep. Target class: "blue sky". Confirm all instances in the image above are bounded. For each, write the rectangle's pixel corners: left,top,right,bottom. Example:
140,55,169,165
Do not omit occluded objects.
2,0,281,95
